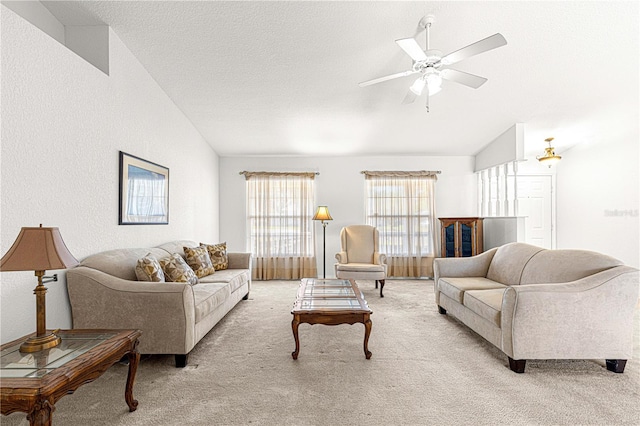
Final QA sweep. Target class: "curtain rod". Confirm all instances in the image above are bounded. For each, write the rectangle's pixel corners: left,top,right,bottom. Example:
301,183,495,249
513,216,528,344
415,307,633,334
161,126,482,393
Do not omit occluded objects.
239,171,319,175
360,170,441,175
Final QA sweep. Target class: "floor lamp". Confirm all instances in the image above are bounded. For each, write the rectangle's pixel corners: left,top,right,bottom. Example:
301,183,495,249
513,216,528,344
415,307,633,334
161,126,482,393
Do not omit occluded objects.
312,206,333,279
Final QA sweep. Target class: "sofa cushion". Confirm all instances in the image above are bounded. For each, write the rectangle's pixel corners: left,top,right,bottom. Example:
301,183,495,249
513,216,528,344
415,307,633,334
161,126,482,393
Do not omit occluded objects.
335,263,385,273
135,254,166,282
486,243,545,285
184,246,216,278
80,247,169,281
520,249,623,284
439,277,507,304
199,269,249,294
192,283,231,323
201,242,229,270
464,288,505,327
159,253,198,285
156,240,198,258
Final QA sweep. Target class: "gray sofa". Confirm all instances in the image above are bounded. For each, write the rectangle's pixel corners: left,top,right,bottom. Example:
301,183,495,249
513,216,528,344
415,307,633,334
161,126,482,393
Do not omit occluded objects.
434,242,638,373
67,240,251,367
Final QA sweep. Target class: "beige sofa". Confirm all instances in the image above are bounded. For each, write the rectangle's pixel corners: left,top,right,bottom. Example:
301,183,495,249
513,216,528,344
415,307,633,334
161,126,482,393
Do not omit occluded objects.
67,240,251,367
433,242,638,373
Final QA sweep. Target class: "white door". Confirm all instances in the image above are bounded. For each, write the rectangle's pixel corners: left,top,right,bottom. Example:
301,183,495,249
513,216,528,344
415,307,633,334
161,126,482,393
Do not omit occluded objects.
517,175,553,249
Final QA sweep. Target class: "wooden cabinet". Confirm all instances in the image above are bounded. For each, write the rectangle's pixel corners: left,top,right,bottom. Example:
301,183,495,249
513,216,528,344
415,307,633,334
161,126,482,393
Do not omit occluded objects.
439,217,484,257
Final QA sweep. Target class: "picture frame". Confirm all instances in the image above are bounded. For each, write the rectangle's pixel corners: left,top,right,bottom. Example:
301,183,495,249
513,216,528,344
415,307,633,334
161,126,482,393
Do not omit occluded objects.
119,151,169,225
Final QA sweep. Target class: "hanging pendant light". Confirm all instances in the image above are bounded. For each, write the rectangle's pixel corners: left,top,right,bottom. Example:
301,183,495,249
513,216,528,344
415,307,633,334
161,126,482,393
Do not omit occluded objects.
537,137,562,167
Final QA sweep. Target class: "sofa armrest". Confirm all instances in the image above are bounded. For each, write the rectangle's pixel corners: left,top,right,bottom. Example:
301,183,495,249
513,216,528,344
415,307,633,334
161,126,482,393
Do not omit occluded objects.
227,252,251,270
67,266,196,355
500,266,639,359
335,251,348,263
433,248,498,286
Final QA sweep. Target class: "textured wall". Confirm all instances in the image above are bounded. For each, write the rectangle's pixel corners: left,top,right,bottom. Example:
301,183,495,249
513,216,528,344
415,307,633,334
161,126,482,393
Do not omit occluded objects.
556,133,639,268
219,155,477,277
1,7,220,343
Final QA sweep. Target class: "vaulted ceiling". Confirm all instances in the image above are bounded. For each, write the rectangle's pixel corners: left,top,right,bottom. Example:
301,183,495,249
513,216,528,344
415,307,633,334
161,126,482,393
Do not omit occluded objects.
43,1,639,157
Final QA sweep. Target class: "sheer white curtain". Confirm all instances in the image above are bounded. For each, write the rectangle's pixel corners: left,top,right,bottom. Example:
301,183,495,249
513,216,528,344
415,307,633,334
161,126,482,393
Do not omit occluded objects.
244,172,317,280
364,171,438,277
125,170,167,223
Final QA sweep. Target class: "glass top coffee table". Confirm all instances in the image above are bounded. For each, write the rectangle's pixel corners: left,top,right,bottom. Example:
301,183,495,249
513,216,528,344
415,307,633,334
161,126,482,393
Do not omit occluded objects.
1,329,141,425
291,278,372,359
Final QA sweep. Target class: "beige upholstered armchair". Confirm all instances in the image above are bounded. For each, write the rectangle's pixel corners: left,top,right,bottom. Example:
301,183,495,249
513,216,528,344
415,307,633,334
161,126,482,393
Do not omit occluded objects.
334,225,387,297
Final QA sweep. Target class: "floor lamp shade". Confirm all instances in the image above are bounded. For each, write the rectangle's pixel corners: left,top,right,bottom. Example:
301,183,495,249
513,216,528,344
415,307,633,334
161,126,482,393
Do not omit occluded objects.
312,206,333,222
0,225,79,352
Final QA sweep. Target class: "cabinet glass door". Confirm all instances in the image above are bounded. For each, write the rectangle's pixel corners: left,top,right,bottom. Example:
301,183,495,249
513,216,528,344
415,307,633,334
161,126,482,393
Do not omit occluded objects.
444,224,456,257
460,223,473,257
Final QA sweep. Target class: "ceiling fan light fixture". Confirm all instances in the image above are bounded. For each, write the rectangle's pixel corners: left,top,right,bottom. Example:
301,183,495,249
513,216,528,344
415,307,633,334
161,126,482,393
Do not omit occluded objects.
410,76,426,95
426,71,442,95
537,137,562,167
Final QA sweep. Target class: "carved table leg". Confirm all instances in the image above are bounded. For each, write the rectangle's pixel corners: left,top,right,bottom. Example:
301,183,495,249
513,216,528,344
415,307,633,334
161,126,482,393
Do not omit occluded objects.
363,314,372,359
125,343,140,412
27,398,54,426
291,315,300,360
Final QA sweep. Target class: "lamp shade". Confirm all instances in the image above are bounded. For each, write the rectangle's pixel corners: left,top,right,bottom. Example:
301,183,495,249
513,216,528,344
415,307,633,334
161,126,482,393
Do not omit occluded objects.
312,206,333,222
0,226,79,272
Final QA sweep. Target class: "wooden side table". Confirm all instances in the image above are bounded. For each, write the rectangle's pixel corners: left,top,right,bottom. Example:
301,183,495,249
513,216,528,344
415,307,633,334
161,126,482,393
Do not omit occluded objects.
1,329,141,426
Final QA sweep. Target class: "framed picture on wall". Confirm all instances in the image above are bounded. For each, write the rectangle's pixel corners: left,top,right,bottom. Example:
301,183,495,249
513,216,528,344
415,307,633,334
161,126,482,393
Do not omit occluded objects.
119,151,169,225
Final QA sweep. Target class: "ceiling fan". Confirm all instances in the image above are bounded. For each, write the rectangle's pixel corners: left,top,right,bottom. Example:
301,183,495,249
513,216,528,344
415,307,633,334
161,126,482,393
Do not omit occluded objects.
359,15,507,112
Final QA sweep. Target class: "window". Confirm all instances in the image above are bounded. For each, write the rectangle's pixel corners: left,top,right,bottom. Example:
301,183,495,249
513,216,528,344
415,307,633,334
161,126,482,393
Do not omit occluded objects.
364,171,438,277
244,172,317,280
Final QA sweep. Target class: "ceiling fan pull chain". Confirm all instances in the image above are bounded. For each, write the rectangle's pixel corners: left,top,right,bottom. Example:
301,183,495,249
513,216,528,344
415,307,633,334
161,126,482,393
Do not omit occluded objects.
425,84,430,113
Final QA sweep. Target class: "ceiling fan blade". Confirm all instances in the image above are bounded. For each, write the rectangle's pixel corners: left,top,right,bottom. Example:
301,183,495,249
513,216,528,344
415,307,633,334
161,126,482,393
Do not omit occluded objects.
358,70,418,87
441,69,488,89
440,33,507,66
396,38,427,62
401,89,418,104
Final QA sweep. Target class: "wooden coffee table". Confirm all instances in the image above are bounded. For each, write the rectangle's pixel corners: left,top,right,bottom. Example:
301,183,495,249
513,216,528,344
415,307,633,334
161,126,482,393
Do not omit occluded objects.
291,278,372,359
1,329,141,425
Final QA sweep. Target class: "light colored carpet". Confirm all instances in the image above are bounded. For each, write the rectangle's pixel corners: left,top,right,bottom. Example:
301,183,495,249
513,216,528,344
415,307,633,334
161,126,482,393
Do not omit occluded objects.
3,280,639,425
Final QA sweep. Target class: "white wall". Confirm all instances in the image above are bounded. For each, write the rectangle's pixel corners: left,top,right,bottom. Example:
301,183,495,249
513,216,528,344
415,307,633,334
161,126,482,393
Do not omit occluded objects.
474,123,524,172
220,155,476,278
556,131,639,268
1,8,220,343
2,1,64,44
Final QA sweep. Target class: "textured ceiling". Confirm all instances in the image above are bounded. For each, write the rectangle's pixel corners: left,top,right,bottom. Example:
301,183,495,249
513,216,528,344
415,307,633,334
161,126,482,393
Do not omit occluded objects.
42,1,639,157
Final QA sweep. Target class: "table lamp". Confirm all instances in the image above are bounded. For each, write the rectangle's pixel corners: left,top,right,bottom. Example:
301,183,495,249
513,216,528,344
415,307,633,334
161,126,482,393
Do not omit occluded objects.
0,225,78,352
312,206,333,279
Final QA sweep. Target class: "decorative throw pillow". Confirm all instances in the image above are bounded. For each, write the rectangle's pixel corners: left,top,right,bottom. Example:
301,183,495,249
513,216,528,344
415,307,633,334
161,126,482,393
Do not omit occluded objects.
200,242,229,271
159,253,198,285
184,246,215,278
135,254,165,282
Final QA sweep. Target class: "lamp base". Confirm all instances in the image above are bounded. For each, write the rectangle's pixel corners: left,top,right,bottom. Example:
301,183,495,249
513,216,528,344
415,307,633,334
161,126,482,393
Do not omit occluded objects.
19,332,61,353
